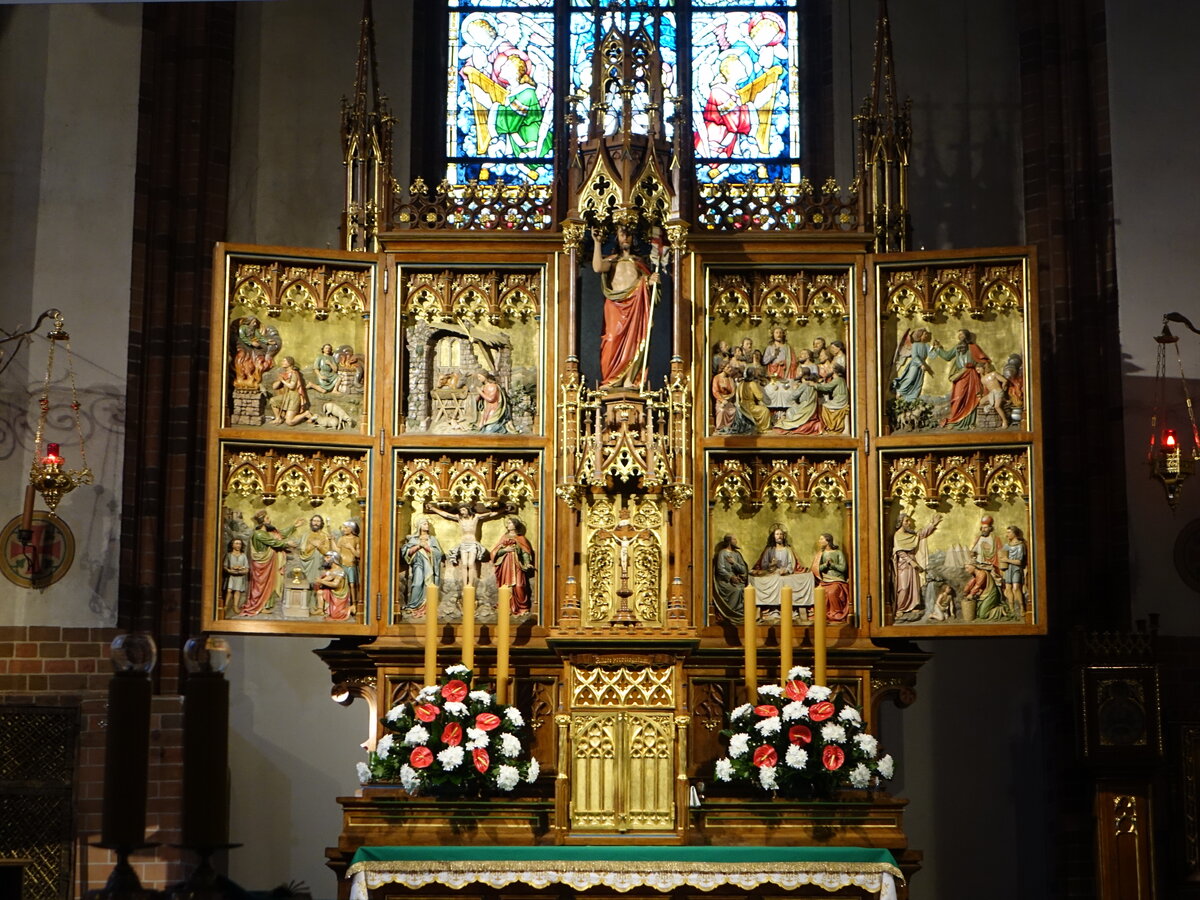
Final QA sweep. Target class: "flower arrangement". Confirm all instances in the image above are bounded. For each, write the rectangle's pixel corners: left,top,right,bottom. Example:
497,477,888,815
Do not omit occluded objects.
713,666,893,800
357,664,540,798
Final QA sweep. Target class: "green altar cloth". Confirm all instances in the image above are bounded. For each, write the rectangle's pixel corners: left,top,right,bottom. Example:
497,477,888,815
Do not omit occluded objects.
347,844,901,898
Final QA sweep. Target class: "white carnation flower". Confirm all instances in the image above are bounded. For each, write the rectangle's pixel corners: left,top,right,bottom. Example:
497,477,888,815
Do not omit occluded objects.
499,733,522,757
402,725,428,746
849,763,872,789
758,684,784,697
437,745,465,770
807,685,832,701
443,701,468,717
820,723,847,744
504,707,525,727
728,733,750,758
445,664,470,676
356,761,372,784
399,764,419,793
758,765,778,790
755,716,782,736
376,734,395,757
715,758,734,782
496,764,520,791
468,690,491,704
785,744,808,769
417,685,439,701
877,754,894,779
787,666,812,681
384,704,407,722
466,727,489,749
854,733,879,757
781,701,808,722
729,703,752,722
525,757,540,783
838,706,862,724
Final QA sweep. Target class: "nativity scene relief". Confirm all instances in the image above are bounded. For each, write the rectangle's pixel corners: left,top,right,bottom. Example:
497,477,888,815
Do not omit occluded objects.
399,269,541,435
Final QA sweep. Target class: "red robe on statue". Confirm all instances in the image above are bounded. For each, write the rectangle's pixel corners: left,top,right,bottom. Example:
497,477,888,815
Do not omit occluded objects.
940,342,989,426
600,259,654,388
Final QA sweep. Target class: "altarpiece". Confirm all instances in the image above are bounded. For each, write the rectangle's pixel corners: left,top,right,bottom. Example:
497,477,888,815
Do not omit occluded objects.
200,1,1045,895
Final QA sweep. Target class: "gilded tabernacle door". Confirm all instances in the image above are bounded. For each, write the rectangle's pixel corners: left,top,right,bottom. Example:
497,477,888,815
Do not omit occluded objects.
562,661,683,838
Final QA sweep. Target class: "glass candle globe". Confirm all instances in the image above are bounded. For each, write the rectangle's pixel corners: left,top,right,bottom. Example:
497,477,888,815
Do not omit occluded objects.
110,632,158,675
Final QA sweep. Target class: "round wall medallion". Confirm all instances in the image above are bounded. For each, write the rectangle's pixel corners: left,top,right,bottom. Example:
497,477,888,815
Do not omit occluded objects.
1,512,76,589
1174,518,1200,593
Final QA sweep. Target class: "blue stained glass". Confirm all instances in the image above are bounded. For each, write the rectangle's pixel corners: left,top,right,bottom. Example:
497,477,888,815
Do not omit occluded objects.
569,10,677,141
693,0,791,6
448,9,556,178
448,161,554,187
691,9,801,185
451,0,553,7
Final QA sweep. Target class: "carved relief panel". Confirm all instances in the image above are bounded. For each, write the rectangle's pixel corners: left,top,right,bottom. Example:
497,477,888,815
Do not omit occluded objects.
706,267,854,437
396,267,542,436
707,452,857,626
220,252,375,435
877,255,1032,436
877,446,1040,634
208,442,373,632
391,452,542,627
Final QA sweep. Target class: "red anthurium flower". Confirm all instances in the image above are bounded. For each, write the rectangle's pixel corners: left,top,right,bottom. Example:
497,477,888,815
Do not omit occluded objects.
409,746,434,769
441,679,469,703
414,703,439,723
441,722,463,746
475,712,501,731
753,704,780,718
822,745,845,771
809,701,836,722
473,748,490,773
788,724,813,746
784,680,808,702
752,745,779,768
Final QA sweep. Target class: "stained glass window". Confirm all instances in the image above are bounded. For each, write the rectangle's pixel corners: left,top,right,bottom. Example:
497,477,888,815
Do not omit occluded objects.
446,1,803,188
691,5,800,185
448,1,557,185
569,3,678,142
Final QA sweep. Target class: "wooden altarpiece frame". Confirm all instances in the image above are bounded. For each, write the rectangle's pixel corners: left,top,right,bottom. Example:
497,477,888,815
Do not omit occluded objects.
202,239,1046,641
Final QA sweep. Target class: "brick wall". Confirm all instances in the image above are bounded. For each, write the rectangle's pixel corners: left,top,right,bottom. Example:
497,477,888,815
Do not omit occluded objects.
0,625,187,894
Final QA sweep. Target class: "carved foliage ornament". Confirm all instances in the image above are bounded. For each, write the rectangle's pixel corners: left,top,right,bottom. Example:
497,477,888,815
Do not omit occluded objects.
885,450,1029,510
709,270,851,325
697,176,859,233
223,448,367,506
884,263,1025,321
394,455,539,509
232,262,370,321
403,270,541,325
391,178,553,231
709,456,853,511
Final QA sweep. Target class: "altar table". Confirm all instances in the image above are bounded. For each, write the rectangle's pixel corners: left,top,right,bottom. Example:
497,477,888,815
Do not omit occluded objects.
347,845,901,899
